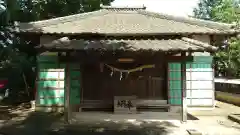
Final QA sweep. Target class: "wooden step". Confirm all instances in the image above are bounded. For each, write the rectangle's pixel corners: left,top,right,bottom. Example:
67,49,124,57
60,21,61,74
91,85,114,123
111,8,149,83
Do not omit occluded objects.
79,99,170,112
136,99,168,106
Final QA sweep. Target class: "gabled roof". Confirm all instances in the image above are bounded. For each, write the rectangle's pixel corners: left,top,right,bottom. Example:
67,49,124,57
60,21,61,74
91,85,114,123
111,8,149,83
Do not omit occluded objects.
18,6,239,35
37,37,217,52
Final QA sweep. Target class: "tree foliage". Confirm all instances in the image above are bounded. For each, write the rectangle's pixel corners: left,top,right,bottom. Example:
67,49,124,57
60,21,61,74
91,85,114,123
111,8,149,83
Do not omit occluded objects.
193,0,223,20
212,0,240,23
215,38,240,77
194,0,240,77
0,0,6,14
194,0,240,22
0,0,114,101
3,0,113,22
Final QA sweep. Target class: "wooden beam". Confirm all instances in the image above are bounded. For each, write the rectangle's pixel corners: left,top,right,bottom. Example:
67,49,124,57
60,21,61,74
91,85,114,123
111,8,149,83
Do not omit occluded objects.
64,52,71,123
35,61,40,106
166,56,193,62
212,61,215,108
166,61,170,105
80,63,83,106
37,78,65,81
181,52,187,122
39,69,65,72
35,46,212,54
209,35,215,56
40,88,64,90
59,52,194,64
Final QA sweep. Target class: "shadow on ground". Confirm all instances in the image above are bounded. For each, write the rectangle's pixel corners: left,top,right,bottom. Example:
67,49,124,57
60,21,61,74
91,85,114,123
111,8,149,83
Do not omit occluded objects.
0,102,32,121
0,110,186,135
0,102,202,135
0,111,63,135
187,113,198,120
49,120,179,135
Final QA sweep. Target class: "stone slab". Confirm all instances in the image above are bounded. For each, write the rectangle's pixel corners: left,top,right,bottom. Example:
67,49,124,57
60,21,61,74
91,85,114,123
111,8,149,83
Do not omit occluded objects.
187,129,202,135
228,114,240,124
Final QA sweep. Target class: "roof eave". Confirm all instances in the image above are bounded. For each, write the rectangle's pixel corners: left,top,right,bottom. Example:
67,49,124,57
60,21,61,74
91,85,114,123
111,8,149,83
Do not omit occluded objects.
35,46,214,53
36,37,217,53
15,31,240,37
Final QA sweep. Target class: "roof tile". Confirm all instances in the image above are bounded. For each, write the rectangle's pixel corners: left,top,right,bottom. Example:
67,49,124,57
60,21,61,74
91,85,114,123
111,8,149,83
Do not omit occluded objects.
18,6,238,35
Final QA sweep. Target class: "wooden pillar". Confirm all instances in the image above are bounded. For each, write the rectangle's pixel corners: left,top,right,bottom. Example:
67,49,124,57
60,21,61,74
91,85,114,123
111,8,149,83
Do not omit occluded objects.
64,53,71,123
181,52,187,122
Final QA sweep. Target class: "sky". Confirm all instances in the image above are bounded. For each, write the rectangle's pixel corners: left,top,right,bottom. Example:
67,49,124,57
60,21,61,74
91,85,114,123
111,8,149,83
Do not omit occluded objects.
111,0,201,17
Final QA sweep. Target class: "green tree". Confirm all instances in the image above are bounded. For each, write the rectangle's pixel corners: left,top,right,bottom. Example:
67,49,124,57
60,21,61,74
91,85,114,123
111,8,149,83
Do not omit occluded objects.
4,0,113,22
194,0,240,77
194,0,239,23
215,38,240,77
0,0,114,101
0,0,6,14
212,0,240,23
193,0,223,20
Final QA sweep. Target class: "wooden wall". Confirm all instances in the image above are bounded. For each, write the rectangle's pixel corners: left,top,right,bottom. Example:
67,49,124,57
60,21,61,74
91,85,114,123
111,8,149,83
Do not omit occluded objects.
81,62,167,101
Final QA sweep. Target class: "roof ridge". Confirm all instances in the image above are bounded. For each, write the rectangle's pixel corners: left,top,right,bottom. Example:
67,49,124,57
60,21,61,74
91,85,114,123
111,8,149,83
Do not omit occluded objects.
138,10,236,31
181,37,217,51
101,5,146,11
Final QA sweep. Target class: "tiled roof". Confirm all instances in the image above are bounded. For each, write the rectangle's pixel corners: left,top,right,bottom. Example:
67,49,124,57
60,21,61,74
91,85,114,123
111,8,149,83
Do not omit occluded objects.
18,6,239,35
38,37,217,52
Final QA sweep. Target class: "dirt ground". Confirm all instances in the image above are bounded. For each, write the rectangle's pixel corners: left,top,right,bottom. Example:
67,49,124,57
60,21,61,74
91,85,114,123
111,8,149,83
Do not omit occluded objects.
0,101,239,135
186,101,240,135
189,101,240,116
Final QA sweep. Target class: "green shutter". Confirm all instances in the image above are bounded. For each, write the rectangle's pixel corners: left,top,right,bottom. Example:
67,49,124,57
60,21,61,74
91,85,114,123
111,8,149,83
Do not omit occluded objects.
168,63,182,105
38,63,59,69
38,81,59,88
38,90,65,98
69,64,81,105
37,55,65,106
39,98,64,105
37,55,58,62
186,56,214,106
37,56,82,107
168,56,213,106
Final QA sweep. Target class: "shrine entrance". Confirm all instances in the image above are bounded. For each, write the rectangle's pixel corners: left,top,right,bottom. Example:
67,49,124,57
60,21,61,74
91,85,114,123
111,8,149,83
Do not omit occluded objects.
79,60,168,113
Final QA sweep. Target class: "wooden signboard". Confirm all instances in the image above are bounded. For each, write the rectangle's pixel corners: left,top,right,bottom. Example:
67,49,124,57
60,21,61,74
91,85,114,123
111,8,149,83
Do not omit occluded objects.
114,96,137,114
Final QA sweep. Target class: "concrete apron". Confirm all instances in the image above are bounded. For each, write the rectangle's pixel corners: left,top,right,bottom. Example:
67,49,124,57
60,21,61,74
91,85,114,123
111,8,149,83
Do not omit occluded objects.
68,112,189,135
71,112,182,123
70,106,183,123
68,112,240,135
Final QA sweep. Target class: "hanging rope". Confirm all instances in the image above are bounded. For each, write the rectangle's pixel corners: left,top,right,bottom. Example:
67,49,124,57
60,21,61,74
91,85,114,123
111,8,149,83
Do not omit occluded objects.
104,64,155,73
